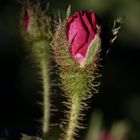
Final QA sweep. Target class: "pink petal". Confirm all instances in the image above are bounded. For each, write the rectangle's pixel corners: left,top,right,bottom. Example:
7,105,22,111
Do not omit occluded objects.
67,13,88,57
24,10,30,32
82,11,94,33
75,11,96,58
66,11,98,64
74,53,85,64
90,12,97,31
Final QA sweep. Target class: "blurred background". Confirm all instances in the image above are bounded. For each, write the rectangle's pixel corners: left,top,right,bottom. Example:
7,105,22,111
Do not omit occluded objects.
0,0,140,139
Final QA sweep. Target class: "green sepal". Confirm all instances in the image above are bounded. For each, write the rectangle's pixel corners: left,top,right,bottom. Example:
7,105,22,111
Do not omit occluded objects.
66,5,71,19
80,26,101,68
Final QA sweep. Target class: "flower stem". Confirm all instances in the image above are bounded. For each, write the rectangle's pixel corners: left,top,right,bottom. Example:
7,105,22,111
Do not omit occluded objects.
41,54,50,139
65,95,81,140
60,71,89,140
31,40,51,139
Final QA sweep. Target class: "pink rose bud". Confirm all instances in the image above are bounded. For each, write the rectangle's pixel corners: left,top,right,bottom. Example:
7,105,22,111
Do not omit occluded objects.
66,10,101,67
24,10,30,32
21,7,45,41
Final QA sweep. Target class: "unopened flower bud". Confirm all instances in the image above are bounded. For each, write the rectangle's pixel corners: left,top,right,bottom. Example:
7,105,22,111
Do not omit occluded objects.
66,10,101,67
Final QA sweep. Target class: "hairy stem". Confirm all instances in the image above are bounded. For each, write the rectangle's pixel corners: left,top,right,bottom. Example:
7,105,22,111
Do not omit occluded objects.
60,71,88,140
32,40,51,139
65,95,81,140
41,55,50,139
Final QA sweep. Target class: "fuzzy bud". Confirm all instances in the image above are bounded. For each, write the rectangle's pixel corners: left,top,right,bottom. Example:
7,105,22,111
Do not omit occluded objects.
20,5,51,42
52,10,102,140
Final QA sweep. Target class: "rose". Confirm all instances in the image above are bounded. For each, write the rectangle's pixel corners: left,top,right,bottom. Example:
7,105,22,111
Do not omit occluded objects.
66,10,101,67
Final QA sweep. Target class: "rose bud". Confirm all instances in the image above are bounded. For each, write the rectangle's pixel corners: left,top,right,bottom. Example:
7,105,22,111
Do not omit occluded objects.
66,10,101,67
20,5,51,42
21,8,40,40
52,10,102,140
